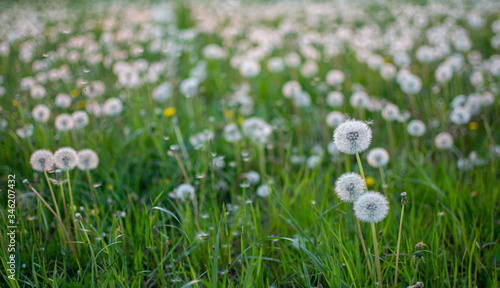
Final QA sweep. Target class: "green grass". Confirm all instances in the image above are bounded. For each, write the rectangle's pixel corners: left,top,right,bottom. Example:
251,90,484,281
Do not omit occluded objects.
0,0,499,287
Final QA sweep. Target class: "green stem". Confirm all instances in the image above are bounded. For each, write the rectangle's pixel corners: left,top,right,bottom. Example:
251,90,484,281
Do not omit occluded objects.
79,221,96,288
371,222,383,287
394,204,405,288
355,153,365,181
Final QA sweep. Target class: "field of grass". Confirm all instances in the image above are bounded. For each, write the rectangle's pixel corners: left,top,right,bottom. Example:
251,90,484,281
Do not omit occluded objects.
0,0,499,287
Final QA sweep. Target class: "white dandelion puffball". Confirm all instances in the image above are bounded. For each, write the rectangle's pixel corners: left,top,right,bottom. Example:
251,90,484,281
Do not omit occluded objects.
335,172,366,203
30,84,46,99
246,171,260,185
103,97,123,116
55,113,74,131
242,117,273,145
434,132,454,150
32,104,50,123
327,141,340,156
326,70,345,86
354,192,389,223
333,119,372,155
450,107,471,125
326,111,345,128
282,81,302,98
30,149,54,172
55,93,72,108
152,82,173,103
16,124,34,138
72,111,89,129
239,59,261,78
367,148,390,168
169,183,195,201
326,91,344,107
223,123,242,143
54,147,78,170
256,184,270,197
407,120,426,137
382,103,399,121
77,149,99,170
180,78,199,98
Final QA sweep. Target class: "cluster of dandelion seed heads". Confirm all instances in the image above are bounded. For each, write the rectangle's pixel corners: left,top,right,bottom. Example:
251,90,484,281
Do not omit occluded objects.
30,149,54,172
77,149,99,170
353,192,389,223
333,119,372,155
367,148,390,168
54,147,78,170
335,172,366,203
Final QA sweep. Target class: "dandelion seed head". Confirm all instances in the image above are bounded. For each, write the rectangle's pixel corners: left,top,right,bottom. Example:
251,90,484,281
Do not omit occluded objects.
103,97,123,116
367,148,389,168
32,104,50,123
333,119,372,155
77,149,99,170
335,172,366,202
55,113,74,131
434,132,453,150
54,147,78,170
407,119,426,137
30,149,54,172
256,184,270,197
353,192,389,223
72,111,89,129
169,183,195,201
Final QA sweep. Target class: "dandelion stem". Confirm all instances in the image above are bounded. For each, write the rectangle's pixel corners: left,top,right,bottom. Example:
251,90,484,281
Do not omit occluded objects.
26,182,78,259
354,152,374,280
86,170,97,209
79,220,97,287
379,166,388,197
44,171,62,224
259,145,266,180
355,153,365,180
394,204,405,288
66,170,77,238
356,217,374,280
173,118,192,171
371,221,384,287
59,177,74,244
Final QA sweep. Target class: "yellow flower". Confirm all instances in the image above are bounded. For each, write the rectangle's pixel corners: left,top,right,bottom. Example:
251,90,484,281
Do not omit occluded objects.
237,117,244,125
224,110,234,119
78,101,86,109
469,122,478,130
12,99,20,107
70,89,80,97
163,107,176,117
108,184,113,190
365,177,374,188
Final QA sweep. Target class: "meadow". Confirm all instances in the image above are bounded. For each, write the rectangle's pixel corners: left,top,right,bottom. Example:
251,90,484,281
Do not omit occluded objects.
0,0,499,287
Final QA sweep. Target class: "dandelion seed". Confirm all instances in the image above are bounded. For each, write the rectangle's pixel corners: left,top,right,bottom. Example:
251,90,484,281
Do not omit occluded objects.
335,172,366,202
333,119,372,155
30,149,54,172
54,147,78,170
353,192,389,223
